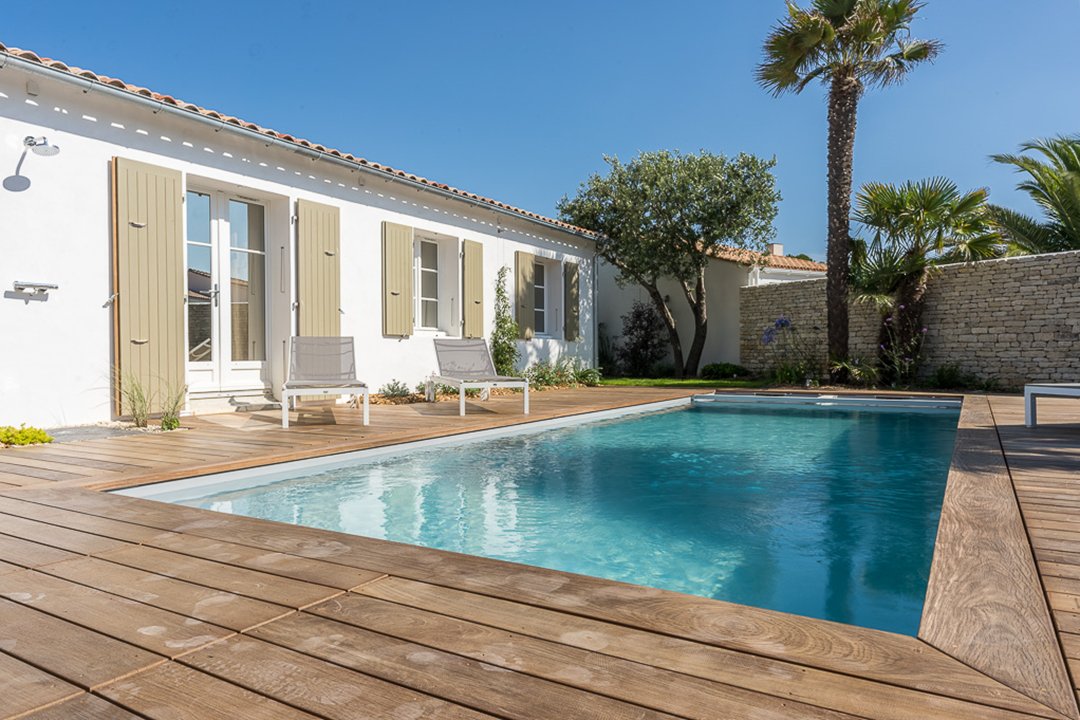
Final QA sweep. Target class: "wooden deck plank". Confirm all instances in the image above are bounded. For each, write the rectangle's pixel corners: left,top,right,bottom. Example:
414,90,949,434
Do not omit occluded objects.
253,612,704,720
315,590,1039,720
0,448,144,473
37,557,294,632
0,597,163,689
0,496,173,544
0,570,232,658
919,395,1076,719
0,461,87,482
94,545,347,609
355,576,1058,720
0,650,82,720
0,514,131,555
5,485,1061,717
180,635,496,720
17,693,143,720
0,533,81,569
98,663,319,720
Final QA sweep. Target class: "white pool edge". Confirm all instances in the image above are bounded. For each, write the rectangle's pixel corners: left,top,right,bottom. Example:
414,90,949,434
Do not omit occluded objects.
117,396,694,503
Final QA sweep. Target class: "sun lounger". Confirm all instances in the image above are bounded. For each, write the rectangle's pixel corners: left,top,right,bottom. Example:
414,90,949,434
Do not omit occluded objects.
1024,383,1080,428
428,338,529,416
282,336,369,429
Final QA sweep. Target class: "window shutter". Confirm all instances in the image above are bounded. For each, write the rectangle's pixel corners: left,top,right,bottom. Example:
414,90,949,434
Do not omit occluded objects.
462,240,484,339
382,222,414,337
515,251,535,340
563,261,581,341
297,199,341,337
112,157,184,417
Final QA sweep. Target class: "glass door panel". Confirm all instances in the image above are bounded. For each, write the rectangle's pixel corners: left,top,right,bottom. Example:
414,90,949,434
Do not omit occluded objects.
228,200,266,362
186,191,214,363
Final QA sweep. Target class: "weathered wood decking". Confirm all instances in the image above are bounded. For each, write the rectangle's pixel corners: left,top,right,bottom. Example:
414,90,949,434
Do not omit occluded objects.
0,387,1076,719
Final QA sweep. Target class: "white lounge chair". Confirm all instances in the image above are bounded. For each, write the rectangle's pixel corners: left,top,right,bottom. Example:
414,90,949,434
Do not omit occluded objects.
282,336,369,429
427,338,529,416
1025,383,1080,428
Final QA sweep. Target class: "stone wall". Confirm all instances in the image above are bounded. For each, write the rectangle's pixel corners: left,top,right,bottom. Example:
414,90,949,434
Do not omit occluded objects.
739,251,1080,387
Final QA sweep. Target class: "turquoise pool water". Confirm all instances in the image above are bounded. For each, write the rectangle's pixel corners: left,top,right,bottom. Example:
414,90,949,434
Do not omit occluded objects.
176,404,959,635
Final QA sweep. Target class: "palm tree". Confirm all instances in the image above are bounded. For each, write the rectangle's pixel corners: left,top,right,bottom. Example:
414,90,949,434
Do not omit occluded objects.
989,135,1080,253
757,0,942,372
851,177,999,382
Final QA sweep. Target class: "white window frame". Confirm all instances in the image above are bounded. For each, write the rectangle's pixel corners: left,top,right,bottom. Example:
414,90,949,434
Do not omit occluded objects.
416,238,440,331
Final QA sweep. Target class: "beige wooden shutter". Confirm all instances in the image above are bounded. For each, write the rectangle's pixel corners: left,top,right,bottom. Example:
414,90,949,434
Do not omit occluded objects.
515,251,535,340
112,157,184,416
297,199,341,337
563,261,581,341
461,240,484,339
382,222,413,337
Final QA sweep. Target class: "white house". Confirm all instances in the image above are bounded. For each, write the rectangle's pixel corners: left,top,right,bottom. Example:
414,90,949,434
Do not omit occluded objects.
597,243,825,368
0,43,597,428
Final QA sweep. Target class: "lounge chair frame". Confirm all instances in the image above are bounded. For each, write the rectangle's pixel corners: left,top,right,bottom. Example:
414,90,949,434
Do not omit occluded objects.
1025,383,1080,428
427,338,529,416
282,336,369,429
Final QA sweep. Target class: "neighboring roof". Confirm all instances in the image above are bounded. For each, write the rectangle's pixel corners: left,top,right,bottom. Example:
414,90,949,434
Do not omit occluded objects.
708,245,827,272
0,41,597,239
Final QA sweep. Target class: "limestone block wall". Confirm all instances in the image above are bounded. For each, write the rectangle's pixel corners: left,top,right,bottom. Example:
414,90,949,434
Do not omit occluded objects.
739,251,1080,386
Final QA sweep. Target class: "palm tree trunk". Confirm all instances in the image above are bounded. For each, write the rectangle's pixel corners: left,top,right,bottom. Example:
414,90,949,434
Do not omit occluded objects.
826,72,861,375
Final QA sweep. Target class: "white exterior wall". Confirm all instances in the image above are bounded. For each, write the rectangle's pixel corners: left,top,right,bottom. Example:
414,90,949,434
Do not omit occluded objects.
0,67,595,427
597,259,823,370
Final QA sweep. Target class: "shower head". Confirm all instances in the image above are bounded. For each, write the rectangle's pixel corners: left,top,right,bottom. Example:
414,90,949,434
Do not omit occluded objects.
23,136,60,156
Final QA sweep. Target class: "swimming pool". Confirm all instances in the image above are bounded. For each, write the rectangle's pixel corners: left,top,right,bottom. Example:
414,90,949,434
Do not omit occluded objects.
127,398,960,635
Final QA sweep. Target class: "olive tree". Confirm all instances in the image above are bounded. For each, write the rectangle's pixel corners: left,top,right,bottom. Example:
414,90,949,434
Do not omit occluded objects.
558,150,779,377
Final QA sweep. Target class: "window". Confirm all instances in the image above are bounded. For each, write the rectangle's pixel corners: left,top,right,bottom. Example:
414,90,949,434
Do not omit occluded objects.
534,261,546,335
418,239,439,329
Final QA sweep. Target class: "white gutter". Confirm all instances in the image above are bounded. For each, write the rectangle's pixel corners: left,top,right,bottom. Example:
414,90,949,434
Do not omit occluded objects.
1,51,597,244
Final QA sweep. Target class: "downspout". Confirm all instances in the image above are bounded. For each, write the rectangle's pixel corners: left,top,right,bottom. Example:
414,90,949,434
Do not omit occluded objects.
592,255,599,369
1,52,597,245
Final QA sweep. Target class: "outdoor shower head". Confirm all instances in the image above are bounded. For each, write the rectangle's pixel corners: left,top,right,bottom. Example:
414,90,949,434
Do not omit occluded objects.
23,136,60,156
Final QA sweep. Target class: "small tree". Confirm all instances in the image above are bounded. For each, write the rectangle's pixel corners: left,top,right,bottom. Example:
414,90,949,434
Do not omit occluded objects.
616,302,669,377
559,150,779,377
490,266,520,375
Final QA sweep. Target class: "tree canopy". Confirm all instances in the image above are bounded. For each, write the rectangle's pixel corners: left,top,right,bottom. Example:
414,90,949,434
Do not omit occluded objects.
989,135,1080,254
558,150,779,377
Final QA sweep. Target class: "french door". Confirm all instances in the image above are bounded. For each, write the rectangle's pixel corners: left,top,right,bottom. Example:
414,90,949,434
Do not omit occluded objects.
185,189,268,392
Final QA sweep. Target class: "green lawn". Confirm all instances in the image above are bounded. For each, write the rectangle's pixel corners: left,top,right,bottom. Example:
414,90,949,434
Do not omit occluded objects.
599,377,768,389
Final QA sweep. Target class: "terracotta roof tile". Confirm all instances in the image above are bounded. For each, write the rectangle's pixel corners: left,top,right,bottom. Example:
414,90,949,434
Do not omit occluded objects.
708,245,826,272
0,41,596,238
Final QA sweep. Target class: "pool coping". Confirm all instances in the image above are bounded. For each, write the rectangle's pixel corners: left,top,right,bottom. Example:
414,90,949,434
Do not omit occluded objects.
1,388,1075,719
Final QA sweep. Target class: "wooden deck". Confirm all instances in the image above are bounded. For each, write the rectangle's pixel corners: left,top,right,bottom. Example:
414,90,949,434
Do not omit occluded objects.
0,387,1076,719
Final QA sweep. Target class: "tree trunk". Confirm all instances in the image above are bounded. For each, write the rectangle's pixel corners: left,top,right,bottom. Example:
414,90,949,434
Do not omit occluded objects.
826,72,862,376
644,284,686,378
681,268,709,377
877,269,930,385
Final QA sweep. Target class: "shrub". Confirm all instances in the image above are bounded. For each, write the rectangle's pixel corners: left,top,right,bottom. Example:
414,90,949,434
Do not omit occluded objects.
700,362,750,380
119,371,151,428
926,364,1001,392
379,379,412,398
490,266,520,375
0,424,53,446
760,316,823,384
160,382,186,431
575,366,602,387
829,358,880,388
616,302,668,377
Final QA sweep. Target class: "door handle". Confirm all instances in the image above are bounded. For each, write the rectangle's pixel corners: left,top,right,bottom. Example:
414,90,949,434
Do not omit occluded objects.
390,291,400,296
131,338,149,345
208,283,220,307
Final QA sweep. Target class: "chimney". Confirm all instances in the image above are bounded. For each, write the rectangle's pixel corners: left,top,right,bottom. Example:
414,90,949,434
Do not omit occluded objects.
767,243,784,256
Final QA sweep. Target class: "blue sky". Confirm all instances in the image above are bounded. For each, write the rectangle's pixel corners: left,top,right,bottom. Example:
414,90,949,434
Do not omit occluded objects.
6,1,1079,259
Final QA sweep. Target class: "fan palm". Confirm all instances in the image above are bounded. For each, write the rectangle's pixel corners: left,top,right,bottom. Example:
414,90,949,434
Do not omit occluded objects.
851,177,999,381
757,0,942,371
989,136,1080,253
